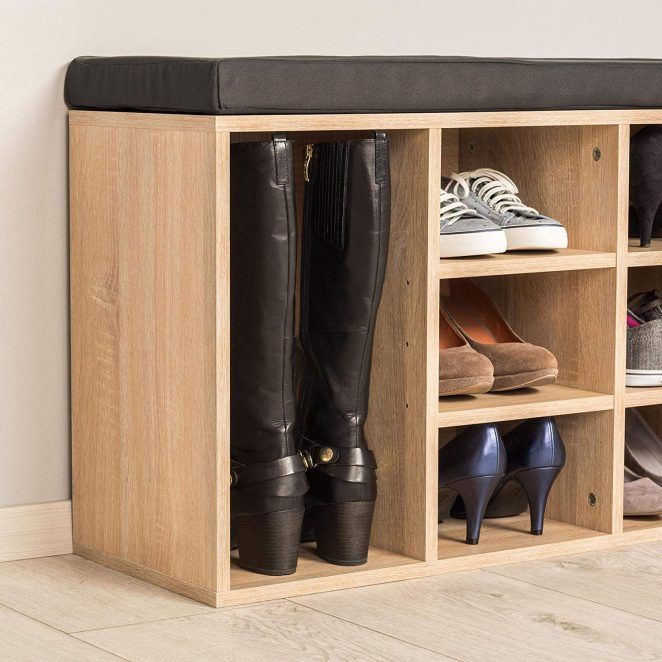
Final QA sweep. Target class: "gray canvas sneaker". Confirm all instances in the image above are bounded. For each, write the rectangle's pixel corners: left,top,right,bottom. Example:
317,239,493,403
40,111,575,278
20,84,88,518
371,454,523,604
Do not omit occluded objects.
439,182,507,258
626,290,662,386
445,168,568,251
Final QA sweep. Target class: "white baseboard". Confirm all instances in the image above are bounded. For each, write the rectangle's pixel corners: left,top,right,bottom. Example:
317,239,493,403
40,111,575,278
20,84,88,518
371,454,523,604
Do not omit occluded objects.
0,500,72,563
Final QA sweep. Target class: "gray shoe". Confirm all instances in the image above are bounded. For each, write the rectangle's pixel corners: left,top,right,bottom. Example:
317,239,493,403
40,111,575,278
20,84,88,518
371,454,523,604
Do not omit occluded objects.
629,290,662,322
627,292,662,386
438,185,506,258
445,168,568,251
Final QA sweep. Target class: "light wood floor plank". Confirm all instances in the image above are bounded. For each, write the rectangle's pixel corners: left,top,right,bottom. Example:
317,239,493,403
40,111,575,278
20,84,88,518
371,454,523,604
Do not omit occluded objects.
0,604,120,661
488,540,662,621
74,600,446,662
0,555,212,632
293,568,662,661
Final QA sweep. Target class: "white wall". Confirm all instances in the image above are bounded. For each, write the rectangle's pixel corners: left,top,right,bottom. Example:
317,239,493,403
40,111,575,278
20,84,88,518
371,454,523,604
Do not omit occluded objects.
1,0,661,506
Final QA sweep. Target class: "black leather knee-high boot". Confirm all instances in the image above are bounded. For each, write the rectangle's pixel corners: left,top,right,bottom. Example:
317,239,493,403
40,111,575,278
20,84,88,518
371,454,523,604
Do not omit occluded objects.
230,137,308,576
298,133,391,566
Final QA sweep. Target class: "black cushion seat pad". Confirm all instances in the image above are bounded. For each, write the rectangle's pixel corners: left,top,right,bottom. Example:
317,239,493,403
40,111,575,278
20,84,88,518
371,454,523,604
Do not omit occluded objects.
65,56,662,115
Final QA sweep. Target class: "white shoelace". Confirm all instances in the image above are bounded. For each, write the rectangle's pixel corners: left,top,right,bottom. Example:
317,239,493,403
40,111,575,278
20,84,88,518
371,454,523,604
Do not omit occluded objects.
446,168,539,216
440,190,478,226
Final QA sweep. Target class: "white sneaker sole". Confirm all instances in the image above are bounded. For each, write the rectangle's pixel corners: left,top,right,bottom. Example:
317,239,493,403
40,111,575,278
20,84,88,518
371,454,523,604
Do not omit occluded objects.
440,230,507,259
505,225,568,251
626,370,662,387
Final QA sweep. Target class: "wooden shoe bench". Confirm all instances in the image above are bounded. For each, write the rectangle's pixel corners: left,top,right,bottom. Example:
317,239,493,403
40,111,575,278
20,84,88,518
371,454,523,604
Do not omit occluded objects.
69,108,662,608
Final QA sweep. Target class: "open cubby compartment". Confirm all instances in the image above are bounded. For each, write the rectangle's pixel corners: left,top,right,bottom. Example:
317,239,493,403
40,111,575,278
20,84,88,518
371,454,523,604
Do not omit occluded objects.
69,119,441,609
439,124,620,279
438,268,618,427
625,266,662,408
627,125,662,266
622,404,662,533
437,267,620,562
228,129,436,604
437,410,616,563
623,267,662,533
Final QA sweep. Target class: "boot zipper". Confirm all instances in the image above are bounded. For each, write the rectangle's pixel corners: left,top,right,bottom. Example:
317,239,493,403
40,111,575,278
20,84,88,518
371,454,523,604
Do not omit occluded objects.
304,144,314,182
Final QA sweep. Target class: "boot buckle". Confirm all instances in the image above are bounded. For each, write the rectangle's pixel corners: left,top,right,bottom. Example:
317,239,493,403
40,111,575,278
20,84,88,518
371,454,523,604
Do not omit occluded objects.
299,449,314,470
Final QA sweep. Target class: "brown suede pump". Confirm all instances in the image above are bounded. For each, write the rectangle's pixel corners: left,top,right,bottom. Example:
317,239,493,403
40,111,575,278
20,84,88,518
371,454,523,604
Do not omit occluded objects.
442,279,558,391
439,305,494,396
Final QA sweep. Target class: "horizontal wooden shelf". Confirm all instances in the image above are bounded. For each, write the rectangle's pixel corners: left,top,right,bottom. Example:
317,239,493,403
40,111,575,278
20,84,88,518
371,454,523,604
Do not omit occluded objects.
625,386,662,408
628,238,662,267
438,384,613,428
438,514,603,561
623,515,662,533
230,543,417,593
439,248,615,279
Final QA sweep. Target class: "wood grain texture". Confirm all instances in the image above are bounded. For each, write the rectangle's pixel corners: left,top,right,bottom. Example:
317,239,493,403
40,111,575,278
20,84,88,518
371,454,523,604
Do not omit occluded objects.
627,237,662,266
70,120,222,596
439,385,613,428
625,387,662,407
489,540,662,622
623,515,662,532
459,125,620,253
294,567,662,661
0,555,212,633
364,129,438,560
545,411,615,532
74,543,219,607
68,109,658,607
439,249,615,279
231,543,418,591
611,124,630,532
478,269,616,395
69,109,662,133
0,605,118,661
0,500,72,562
74,600,444,662
214,131,231,595
438,514,602,560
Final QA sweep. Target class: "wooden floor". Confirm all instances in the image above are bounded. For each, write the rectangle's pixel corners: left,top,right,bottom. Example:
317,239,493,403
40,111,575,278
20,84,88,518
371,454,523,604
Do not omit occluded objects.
1,543,662,661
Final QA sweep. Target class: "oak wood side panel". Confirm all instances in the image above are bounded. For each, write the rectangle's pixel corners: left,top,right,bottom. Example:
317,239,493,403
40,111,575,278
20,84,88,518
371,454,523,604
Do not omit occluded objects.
70,122,220,593
70,124,122,558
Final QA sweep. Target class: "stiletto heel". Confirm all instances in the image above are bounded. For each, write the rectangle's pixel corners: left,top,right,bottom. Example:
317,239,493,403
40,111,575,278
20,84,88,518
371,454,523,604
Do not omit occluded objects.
630,125,662,247
451,417,566,529
449,474,504,544
512,466,562,535
312,501,375,565
438,424,507,545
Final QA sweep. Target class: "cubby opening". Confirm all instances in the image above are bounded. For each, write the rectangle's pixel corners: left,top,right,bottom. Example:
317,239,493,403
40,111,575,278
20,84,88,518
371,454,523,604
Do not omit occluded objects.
625,266,662,407
627,125,662,265
228,129,434,594
439,124,620,278
439,268,617,427
623,404,662,533
437,410,615,562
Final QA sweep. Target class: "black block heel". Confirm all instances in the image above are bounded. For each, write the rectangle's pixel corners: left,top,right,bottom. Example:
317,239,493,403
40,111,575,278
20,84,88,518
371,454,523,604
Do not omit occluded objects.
235,508,304,576
449,474,503,545
312,501,375,565
512,466,562,535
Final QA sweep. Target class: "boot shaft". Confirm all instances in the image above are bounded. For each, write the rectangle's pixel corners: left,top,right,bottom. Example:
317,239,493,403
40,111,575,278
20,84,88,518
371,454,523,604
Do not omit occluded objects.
298,134,391,449
230,137,298,464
